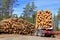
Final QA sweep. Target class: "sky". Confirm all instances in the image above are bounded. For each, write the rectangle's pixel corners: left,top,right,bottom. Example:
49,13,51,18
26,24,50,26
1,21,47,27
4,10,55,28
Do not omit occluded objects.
13,0,60,16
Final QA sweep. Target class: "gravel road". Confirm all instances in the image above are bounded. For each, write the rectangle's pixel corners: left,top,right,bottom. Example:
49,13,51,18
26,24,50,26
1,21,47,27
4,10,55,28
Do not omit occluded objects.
0,34,60,40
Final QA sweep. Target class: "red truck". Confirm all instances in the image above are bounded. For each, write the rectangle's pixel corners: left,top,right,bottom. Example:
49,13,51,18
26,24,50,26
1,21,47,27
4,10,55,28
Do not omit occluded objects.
35,10,55,37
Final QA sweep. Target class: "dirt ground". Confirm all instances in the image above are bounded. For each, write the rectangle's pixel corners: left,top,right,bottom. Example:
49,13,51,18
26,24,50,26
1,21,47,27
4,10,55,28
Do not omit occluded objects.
0,34,60,40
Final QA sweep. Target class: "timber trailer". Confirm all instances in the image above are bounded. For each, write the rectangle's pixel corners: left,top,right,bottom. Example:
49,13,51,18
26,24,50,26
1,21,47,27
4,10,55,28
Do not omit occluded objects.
35,10,55,37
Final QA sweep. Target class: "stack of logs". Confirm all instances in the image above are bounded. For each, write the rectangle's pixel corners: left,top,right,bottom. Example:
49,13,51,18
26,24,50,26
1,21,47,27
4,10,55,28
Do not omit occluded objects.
0,18,35,35
36,10,53,29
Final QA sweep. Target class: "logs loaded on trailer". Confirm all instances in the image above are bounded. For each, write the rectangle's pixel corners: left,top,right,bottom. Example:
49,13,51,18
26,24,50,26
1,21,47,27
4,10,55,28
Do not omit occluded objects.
36,10,53,29
0,18,35,35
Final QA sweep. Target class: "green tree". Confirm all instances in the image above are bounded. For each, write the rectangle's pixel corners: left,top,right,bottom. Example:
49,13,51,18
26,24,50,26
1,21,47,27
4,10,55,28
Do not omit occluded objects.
57,8,60,20
31,2,36,11
57,8,60,30
54,8,60,31
23,2,30,20
3,0,9,14
22,2,37,23
12,14,18,18
3,12,11,19
0,8,3,20
2,0,15,17
30,2,36,23
32,12,36,23
0,14,3,20
3,0,8,8
54,14,58,31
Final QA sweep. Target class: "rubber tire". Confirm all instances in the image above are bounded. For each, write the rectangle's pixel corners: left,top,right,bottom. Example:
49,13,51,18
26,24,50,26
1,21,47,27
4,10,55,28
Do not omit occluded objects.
51,35,55,38
41,33,45,37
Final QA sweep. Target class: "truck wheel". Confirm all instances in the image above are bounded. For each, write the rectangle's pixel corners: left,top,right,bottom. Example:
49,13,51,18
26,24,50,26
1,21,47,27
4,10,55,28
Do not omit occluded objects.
39,33,42,37
35,30,39,36
41,33,45,37
51,35,55,38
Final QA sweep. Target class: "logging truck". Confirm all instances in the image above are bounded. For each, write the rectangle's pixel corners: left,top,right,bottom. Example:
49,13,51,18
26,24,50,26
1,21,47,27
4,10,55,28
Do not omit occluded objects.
35,10,55,37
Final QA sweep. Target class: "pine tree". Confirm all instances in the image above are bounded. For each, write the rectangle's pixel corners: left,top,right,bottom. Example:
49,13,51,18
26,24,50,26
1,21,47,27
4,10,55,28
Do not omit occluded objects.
31,2,36,23
23,2,30,20
57,8,60,21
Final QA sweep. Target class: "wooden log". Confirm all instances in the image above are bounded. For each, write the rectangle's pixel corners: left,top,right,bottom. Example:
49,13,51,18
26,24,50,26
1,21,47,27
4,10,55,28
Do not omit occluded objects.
36,10,53,29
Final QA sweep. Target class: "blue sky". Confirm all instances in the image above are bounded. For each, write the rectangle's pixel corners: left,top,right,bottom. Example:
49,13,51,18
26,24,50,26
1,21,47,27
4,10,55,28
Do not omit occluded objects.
13,0,60,16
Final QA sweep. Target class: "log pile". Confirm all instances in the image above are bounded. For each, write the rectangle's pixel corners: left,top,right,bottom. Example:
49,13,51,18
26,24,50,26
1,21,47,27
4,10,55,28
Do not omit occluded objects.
36,10,53,29
0,18,35,35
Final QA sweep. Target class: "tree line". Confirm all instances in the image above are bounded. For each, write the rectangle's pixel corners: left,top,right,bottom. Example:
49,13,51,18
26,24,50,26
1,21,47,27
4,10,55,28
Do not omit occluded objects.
0,0,19,20
20,2,36,23
54,8,60,30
